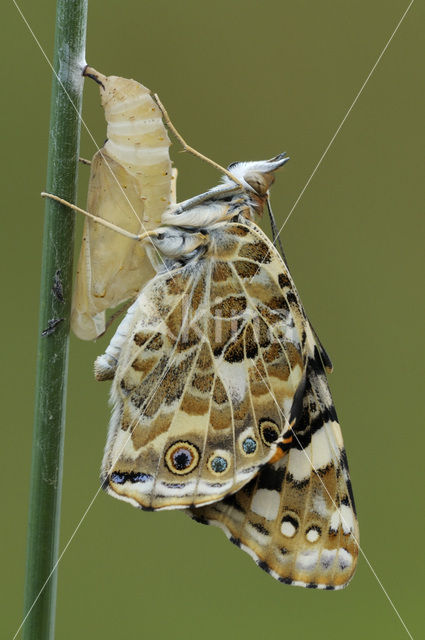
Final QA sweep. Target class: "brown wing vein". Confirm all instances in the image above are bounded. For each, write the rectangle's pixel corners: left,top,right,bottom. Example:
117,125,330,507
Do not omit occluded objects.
148,268,210,504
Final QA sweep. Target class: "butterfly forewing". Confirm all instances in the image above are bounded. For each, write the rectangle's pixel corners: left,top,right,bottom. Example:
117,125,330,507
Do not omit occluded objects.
100,221,308,510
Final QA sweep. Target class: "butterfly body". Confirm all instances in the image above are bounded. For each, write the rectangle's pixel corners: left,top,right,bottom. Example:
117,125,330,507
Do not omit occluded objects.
96,156,358,587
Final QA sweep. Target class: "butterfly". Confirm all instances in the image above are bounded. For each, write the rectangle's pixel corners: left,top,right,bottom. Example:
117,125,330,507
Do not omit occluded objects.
72,67,177,340
94,154,359,590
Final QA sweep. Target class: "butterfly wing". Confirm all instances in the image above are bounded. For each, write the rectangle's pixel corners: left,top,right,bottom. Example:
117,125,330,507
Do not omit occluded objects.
72,70,176,340
190,328,359,589
99,221,309,510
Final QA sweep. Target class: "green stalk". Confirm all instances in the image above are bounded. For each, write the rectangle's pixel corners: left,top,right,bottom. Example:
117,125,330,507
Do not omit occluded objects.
22,2,88,639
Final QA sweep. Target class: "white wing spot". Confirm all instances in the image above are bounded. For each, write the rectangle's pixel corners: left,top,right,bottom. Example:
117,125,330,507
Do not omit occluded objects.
340,504,354,534
338,548,353,570
286,445,311,482
251,489,280,520
312,492,329,518
329,510,340,532
329,505,354,534
218,361,247,403
281,520,297,538
311,426,334,469
321,549,337,569
306,527,320,543
296,549,319,571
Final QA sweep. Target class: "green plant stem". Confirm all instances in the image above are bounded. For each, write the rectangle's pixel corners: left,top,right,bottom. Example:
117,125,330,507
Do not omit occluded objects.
22,2,88,639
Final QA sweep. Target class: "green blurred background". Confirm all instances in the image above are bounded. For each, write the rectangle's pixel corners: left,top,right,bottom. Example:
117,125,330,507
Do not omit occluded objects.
3,1,423,638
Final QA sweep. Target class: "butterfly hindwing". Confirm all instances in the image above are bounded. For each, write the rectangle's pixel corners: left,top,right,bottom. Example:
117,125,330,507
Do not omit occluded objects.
191,328,359,589
98,220,309,510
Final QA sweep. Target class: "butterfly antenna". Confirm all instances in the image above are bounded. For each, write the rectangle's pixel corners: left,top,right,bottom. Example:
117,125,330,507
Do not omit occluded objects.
153,93,245,190
266,195,288,264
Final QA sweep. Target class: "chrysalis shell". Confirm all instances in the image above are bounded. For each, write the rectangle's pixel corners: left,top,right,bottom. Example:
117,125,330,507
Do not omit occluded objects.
71,68,176,340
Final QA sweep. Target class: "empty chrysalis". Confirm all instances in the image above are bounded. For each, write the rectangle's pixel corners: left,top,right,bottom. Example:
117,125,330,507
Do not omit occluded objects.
71,68,177,340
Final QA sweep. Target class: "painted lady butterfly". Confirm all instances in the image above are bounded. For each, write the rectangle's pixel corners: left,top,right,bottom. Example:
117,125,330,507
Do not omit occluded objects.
95,156,359,590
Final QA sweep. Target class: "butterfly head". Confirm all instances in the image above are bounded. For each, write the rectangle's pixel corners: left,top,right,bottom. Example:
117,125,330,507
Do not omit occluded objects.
226,152,289,198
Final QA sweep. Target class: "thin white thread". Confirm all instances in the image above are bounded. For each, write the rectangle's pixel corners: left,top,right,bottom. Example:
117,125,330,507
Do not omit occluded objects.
273,0,415,238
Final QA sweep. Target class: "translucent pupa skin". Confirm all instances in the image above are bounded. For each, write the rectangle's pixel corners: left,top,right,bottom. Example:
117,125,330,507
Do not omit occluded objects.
71,68,176,340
